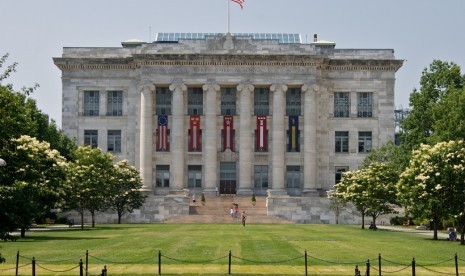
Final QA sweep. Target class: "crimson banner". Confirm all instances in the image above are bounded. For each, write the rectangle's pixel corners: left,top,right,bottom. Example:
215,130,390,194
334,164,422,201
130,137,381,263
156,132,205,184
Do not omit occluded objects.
189,115,201,151
256,116,267,151
223,116,234,151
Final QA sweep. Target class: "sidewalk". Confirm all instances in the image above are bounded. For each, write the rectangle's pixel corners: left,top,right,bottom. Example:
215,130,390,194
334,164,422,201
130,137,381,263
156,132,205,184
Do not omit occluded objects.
377,225,449,239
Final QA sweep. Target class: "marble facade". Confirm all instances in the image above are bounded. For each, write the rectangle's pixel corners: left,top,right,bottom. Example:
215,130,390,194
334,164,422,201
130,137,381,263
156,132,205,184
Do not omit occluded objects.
54,33,402,222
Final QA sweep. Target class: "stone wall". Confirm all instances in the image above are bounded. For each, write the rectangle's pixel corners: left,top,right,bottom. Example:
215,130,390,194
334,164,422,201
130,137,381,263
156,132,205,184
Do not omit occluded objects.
266,196,363,224
64,195,189,224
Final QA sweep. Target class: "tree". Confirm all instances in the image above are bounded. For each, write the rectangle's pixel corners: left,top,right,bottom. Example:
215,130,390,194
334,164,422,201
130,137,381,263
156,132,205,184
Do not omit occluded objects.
108,160,145,224
431,86,465,143
64,146,114,228
326,190,347,225
400,60,464,151
362,141,408,173
398,140,465,243
333,162,398,229
0,136,67,239
0,53,75,156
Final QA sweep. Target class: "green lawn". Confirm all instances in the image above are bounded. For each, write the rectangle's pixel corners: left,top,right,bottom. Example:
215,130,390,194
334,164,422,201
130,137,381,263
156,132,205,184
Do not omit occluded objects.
0,224,464,275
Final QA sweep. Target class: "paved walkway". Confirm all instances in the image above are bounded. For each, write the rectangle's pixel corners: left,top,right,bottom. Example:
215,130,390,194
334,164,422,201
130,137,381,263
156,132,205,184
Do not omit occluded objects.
377,225,450,239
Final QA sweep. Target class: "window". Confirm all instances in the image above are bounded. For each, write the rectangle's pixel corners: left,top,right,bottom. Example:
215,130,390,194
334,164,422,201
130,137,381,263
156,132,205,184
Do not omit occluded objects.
107,130,121,152
220,162,236,182
84,130,98,148
286,88,301,116
188,165,202,188
156,165,170,187
334,92,349,118
358,131,372,153
335,131,349,153
156,87,172,115
188,88,203,115
357,92,373,117
254,165,269,188
107,91,123,116
84,91,99,116
335,167,349,184
286,166,300,188
221,88,236,115
254,88,269,116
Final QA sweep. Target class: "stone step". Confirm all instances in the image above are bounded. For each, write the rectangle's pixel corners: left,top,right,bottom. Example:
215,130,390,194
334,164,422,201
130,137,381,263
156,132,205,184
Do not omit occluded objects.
163,214,293,224
164,195,293,224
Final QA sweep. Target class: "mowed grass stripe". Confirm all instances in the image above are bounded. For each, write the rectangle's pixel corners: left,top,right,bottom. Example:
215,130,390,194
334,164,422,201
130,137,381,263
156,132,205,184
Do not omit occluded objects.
1,224,464,275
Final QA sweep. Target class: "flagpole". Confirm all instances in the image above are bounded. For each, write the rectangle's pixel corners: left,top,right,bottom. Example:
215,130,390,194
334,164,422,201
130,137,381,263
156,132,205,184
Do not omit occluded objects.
227,0,230,33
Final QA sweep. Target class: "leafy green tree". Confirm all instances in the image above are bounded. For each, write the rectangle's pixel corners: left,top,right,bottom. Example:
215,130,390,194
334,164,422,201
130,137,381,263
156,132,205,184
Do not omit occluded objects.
0,136,67,239
362,141,409,173
431,86,465,143
0,53,75,156
333,163,398,229
398,140,465,243
64,146,114,228
400,60,464,150
108,160,145,224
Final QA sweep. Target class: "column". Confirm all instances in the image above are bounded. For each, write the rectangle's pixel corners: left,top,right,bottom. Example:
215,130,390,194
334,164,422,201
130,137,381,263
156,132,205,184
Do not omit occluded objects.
169,82,187,193
237,83,254,195
203,83,220,194
139,84,155,192
302,84,319,195
270,83,287,195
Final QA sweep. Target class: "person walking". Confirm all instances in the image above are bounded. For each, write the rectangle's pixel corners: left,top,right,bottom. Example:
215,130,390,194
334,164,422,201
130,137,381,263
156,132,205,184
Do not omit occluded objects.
241,211,247,227
230,207,235,222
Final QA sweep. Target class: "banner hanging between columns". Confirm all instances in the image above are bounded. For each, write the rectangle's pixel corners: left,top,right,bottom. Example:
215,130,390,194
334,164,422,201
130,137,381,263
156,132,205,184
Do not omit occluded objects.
189,115,201,151
223,116,234,151
157,115,168,151
288,116,299,152
256,116,267,151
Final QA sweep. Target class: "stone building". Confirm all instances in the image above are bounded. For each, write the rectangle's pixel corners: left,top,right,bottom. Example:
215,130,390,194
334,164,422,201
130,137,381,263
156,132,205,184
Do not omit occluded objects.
54,33,403,222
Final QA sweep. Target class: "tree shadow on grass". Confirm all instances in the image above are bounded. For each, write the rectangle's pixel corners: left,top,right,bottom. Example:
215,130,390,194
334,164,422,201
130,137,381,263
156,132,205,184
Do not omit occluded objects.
18,235,108,242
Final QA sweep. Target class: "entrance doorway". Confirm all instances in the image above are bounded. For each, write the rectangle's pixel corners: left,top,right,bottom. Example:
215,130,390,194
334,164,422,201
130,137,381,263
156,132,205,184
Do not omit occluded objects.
220,162,236,195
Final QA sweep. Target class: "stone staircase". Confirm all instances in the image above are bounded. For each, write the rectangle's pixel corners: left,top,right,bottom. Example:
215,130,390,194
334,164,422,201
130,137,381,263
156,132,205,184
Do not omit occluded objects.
163,195,293,224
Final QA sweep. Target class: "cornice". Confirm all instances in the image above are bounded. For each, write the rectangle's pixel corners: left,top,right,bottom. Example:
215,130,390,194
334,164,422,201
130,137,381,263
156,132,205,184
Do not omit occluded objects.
53,55,403,72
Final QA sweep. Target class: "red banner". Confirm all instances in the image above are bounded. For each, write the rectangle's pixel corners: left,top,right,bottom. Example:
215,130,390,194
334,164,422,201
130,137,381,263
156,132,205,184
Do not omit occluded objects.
223,116,234,151
256,116,267,151
189,115,201,151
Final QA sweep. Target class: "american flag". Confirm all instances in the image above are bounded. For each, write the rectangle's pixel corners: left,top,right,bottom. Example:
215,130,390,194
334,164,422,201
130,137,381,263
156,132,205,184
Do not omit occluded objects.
231,0,244,9
157,115,168,151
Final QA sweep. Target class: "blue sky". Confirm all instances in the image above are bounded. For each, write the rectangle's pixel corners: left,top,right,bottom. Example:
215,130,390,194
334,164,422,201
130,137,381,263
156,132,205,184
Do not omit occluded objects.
2,0,464,127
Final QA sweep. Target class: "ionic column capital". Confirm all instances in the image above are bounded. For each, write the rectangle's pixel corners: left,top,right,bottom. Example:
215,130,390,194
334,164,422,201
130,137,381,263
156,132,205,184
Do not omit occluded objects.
270,83,288,93
202,83,220,92
169,82,187,92
139,83,155,93
302,84,322,94
237,83,254,93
